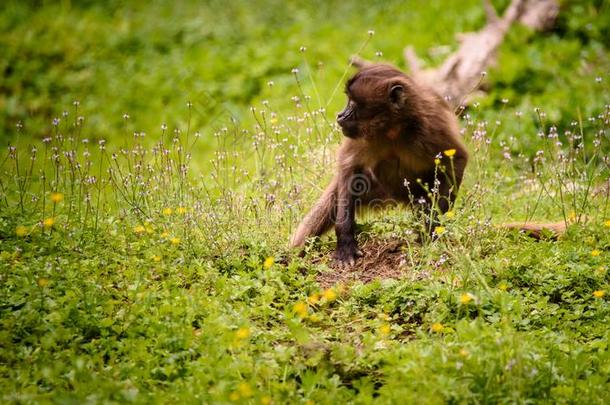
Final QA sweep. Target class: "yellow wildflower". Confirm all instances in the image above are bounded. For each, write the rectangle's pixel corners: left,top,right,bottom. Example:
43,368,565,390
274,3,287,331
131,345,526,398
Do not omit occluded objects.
459,348,470,357
322,288,337,302
434,226,446,236
308,314,321,323
235,327,251,339
460,293,473,304
379,323,391,335
498,282,508,291
237,383,253,398
263,257,274,269
170,237,181,245
134,225,145,234
15,226,28,237
261,395,272,405
434,158,440,165
443,149,456,157
591,249,601,257
604,220,610,227
43,217,55,228
293,302,308,318
37,278,49,287
162,207,173,216
593,290,605,298
160,231,169,238
445,210,455,219
270,117,278,125
152,255,162,262
229,392,240,401
50,192,64,203
308,293,320,305
176,207,187,215
431,322,444,333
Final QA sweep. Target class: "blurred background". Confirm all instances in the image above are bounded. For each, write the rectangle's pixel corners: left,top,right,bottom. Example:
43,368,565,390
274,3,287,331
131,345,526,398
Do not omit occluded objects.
1,0,608,156
2,4,610,403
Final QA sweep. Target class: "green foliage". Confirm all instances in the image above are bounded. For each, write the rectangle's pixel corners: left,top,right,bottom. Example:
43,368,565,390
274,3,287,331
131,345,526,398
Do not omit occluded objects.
2,0,608,154
1,0,610,403
0,0,480,146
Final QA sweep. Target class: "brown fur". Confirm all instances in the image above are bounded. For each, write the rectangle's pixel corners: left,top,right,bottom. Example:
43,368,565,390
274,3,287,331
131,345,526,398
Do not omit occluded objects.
290,63,468,264
290,177,337,247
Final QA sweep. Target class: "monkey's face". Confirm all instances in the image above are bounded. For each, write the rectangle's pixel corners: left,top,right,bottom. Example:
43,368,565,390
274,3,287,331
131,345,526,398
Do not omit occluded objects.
336,99,362,139
337,67,407,141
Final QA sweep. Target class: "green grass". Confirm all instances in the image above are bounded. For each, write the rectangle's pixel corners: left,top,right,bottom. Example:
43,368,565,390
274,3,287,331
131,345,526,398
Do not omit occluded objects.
1,1,608,152
1,0,610,403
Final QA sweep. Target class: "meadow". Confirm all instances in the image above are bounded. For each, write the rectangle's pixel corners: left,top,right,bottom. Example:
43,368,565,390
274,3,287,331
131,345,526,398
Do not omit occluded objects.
1,0,609,403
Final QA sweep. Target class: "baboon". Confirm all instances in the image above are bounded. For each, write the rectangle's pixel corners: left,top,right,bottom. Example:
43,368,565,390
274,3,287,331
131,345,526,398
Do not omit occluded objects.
290,63,468,265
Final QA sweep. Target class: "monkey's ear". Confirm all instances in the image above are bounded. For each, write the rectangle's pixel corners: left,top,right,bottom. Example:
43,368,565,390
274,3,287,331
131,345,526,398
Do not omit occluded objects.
389,84,405,105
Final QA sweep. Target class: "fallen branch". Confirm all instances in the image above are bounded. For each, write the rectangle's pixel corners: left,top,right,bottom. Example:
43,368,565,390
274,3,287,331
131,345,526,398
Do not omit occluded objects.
519,0,559,31
401,0,559,108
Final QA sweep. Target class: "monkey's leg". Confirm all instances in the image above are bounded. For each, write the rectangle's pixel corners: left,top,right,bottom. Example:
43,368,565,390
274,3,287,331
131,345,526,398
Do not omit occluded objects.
289,177,337,248
333,169,367,266
424,155,467,237
437,154,467,213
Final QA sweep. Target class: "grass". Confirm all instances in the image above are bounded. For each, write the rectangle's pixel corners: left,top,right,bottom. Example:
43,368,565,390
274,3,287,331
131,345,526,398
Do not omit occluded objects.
1,0,610,403
1,1,608,151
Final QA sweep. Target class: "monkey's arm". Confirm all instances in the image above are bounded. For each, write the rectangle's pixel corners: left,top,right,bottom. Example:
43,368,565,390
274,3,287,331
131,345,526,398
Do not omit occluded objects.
333,166,363,266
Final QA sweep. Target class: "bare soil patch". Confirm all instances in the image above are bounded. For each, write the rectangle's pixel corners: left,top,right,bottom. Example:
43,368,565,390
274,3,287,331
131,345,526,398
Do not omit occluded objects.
313,238,411,288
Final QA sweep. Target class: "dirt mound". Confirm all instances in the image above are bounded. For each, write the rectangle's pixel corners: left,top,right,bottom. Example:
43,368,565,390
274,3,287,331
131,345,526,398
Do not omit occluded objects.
313,239,410,288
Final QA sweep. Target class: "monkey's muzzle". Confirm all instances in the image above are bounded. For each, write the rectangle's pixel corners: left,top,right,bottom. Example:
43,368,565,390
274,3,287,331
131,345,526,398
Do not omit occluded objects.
337,117,359,139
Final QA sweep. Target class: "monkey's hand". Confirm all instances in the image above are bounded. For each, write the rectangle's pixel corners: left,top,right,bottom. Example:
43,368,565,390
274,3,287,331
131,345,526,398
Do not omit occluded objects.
332,242,363,267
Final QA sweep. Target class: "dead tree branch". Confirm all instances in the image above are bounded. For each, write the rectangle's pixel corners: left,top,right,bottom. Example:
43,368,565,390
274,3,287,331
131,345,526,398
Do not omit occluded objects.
402,0,558,108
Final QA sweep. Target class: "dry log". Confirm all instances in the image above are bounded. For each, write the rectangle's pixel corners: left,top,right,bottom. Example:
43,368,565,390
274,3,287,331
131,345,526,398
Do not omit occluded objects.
519,0,559,31
400,0,559,108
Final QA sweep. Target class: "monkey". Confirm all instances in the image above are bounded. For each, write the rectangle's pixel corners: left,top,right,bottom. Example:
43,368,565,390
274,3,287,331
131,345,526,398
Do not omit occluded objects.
290,63,469,265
